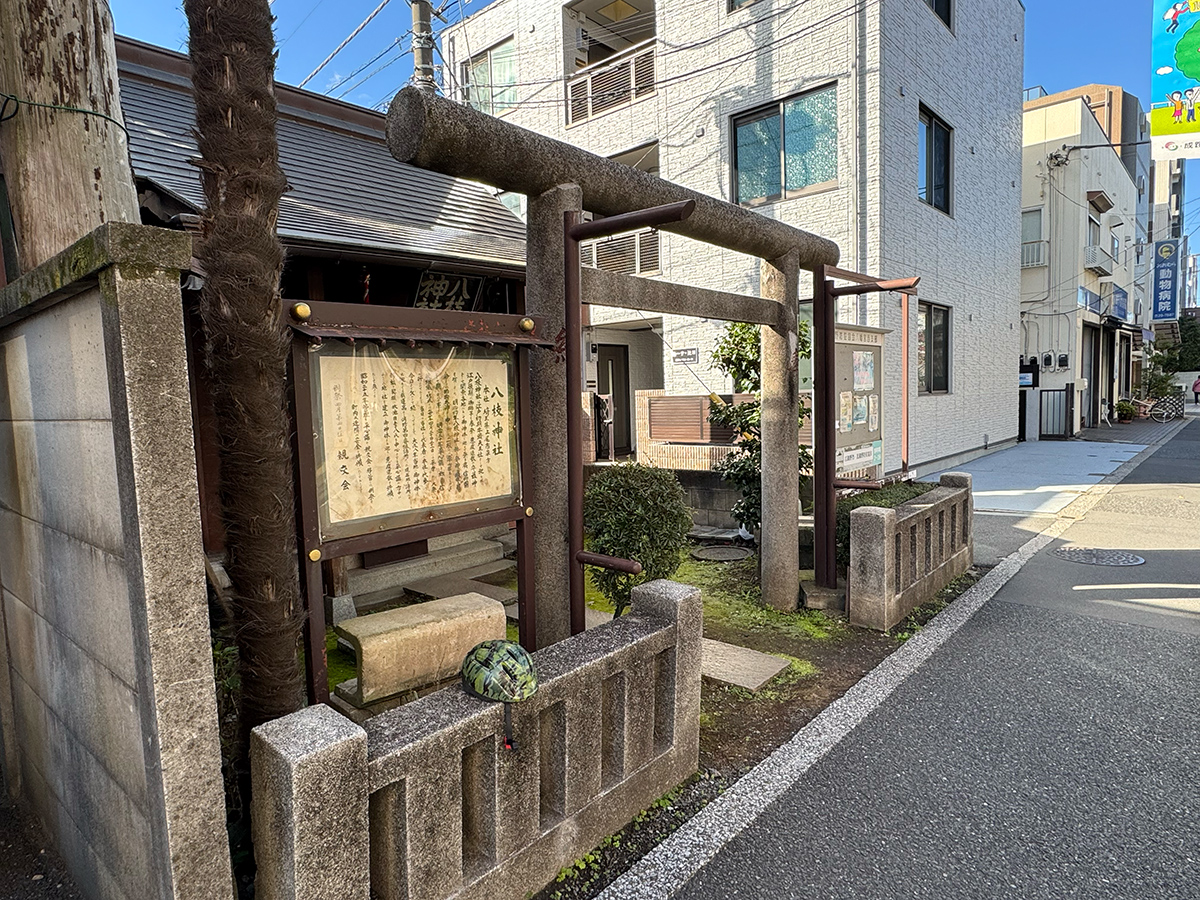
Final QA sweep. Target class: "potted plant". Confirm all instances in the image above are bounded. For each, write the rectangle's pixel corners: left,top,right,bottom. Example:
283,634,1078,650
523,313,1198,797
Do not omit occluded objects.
1115,400,1137,423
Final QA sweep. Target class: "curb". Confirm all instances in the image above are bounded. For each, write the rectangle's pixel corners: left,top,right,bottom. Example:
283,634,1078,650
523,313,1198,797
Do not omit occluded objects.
597,422,1184,900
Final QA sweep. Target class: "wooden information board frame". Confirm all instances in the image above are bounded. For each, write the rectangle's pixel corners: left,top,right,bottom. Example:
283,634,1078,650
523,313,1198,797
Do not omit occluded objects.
288,300,550,703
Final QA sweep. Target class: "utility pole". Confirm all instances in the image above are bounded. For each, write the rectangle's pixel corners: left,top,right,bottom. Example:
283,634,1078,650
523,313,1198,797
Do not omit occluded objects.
0,0,138,274
411,0,438,94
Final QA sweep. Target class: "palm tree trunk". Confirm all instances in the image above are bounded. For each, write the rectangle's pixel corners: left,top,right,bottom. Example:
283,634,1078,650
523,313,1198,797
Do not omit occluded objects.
183,0,304,731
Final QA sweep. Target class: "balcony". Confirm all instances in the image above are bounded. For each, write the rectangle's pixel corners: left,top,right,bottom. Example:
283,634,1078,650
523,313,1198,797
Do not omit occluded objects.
581,227,660,276
1021,241,1048,268
1084,244,1114,276
567,38,656,125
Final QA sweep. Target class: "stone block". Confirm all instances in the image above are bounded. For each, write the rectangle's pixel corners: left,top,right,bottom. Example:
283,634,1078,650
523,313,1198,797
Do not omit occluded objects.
325,593,357,626
251,705,369,900
847,506,896,631
0,507,48,616
336,593,506,706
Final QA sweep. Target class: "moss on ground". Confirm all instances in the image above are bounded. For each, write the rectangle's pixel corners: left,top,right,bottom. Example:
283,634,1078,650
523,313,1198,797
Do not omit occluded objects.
325,629,358,694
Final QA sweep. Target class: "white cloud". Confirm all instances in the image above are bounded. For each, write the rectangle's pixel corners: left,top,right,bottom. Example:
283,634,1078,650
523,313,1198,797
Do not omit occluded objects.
1158,66,1175,76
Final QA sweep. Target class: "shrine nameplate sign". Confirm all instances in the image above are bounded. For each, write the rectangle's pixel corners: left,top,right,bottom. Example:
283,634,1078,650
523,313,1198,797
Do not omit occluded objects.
310,341,520,540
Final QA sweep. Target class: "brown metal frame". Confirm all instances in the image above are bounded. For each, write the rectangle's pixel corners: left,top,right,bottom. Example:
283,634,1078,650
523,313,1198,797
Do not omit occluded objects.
288,299,552,703
811,267,919,590
563,201,693,634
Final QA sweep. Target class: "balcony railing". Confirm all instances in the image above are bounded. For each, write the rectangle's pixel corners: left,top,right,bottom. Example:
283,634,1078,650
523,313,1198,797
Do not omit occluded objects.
1021,240,1048,267
567,38,656,125
1084,244,1114,276
581,227,660,276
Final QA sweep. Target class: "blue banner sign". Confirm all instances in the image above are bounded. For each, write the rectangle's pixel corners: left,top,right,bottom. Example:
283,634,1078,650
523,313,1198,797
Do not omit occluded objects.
1153,239,1180,321
1112,285,1129,320
1077,286,1101,313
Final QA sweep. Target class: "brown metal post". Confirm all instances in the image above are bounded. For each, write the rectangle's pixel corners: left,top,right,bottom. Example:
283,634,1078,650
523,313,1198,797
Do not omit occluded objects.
901,291,910,473
564,210,586,635
813,269,838,589
515,344,538,650
289,336,330,704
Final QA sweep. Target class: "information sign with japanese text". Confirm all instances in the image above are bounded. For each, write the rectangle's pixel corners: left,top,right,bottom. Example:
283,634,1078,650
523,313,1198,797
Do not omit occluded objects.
1153,239,1181,321
310,341,520,540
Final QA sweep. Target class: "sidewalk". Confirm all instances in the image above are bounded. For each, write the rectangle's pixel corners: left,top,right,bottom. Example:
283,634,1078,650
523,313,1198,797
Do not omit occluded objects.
602,421,1200,900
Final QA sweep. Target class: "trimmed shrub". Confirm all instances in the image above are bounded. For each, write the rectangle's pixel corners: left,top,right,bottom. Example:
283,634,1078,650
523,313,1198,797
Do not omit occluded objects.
835,482,935,571
583,464,693,617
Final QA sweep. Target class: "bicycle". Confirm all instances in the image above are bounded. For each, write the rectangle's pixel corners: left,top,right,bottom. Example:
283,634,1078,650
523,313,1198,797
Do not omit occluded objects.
1149,393,1185,423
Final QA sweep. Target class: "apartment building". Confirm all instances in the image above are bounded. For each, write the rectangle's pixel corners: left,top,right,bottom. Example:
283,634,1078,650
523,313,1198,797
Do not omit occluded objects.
442,0,1024,474
1021,89,1149,433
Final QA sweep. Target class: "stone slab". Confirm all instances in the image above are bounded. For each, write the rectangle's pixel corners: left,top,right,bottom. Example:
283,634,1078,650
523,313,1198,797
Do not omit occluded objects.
346,539,504,596
801,579,845,612
701,638,790,692
335,593,506,706
405,573,518,605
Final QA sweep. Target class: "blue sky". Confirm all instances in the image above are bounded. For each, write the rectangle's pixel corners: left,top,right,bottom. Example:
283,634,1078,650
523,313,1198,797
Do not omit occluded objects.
108,0,1196,221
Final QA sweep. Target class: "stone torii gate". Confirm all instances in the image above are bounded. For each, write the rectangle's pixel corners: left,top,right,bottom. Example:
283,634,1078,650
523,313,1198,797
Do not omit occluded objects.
386,87,840,640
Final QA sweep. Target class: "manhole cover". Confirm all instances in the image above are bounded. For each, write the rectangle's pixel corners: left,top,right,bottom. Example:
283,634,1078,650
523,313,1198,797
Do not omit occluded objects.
1051,547,1145,566
690,545,752,562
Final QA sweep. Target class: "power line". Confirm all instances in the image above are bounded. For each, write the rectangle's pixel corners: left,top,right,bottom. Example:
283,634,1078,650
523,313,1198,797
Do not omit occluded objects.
336,42,411,99
299,0,394,89
324,32,409,94
279,0,330,47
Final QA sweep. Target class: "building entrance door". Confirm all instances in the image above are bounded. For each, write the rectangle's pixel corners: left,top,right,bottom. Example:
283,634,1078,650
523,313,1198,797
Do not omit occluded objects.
597,344,632,455
1081,325,1097,428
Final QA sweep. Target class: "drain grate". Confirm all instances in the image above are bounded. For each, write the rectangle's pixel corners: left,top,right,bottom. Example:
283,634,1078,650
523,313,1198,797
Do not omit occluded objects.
1052,547,1145,567
690,545,753,562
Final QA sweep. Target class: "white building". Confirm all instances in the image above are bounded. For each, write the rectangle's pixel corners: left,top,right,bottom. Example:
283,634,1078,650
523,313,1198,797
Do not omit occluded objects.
443,0,1024,474
1021,88,1150,432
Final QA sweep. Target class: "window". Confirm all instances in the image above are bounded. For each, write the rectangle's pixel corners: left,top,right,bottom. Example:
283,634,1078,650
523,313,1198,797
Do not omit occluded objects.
917,301,950,393
733,85,838,205
918,107,951,213
1110,228,1120,262
463,39,517,116
923,0,951,28
1087,216,1101,248
728,0,760,9
1021,208,1042,243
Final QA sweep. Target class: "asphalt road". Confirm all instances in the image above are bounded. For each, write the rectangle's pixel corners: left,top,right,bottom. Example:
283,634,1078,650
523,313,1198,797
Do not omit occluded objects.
677,421,1200,900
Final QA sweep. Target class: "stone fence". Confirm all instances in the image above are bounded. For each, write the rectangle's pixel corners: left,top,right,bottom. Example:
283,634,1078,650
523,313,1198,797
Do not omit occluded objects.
848,474,974,631
251,580,702,900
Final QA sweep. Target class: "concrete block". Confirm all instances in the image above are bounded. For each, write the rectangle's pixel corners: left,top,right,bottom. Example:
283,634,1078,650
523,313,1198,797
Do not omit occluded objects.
45,711,154,899
336,593,506,705
0,419,123,554
46,632,146,808
0,507,48,617
346,539,504,596
43,526,136,688
0,290,111,422
252,705,369,900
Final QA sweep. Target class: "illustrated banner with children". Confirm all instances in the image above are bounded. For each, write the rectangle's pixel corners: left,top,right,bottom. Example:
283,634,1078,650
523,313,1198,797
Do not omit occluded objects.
1152,1,1200,159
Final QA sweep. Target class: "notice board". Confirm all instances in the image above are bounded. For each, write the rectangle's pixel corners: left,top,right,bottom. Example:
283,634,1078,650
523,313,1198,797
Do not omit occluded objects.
834,325,887,480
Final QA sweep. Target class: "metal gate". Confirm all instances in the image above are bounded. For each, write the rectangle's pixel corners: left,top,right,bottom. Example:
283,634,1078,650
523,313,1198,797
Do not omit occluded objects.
1039,383,1075,440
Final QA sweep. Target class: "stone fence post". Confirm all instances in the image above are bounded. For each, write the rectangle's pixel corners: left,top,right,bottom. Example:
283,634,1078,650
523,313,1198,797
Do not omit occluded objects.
251,705,370,900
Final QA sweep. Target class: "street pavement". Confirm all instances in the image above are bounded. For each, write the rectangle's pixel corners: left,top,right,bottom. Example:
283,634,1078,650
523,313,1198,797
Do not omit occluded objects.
606,417,1200,900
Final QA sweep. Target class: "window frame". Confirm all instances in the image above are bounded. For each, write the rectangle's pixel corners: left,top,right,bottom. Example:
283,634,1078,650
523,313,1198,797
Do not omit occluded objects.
918,106,953,215
922,0,952,29
917,300,951,394
1020,207,1043,243
731,83,839,206
461,37,517,117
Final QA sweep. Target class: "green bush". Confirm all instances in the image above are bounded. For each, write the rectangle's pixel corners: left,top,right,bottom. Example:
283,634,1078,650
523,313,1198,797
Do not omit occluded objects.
583,464,693,617
835,482,935,571
1115,400,1137,420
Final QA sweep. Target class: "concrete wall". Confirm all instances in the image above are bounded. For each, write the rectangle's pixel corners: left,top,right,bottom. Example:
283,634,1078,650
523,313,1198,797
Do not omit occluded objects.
442,0,1024,476
251,579,702,900
0,225,232,900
